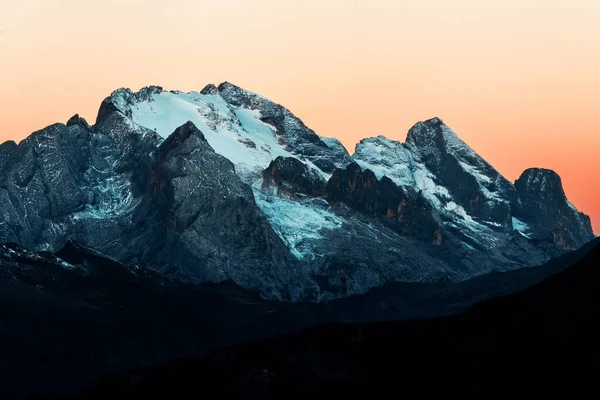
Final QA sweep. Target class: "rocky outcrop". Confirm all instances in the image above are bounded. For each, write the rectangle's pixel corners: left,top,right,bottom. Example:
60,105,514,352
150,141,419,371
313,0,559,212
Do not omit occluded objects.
262,156,327,197
515,168,594,250
405,117,518,224
0,106,307,300
140,121,306,300
66,114,92,130
0,123,92,248
216,82,354,173
0,140,16,171
326,164,442,244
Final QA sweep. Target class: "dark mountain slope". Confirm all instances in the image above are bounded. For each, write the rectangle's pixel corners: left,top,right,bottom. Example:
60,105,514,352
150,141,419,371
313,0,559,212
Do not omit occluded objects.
1,239,597,398
75,240,600,396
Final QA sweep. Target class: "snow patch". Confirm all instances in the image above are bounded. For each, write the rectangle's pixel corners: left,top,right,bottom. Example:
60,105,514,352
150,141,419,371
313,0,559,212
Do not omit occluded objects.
253,189,344,260
512,217,533,238
463,242,476,251
118,88,352,257
444,202,474,222
353,136,502,247
125,90,334,186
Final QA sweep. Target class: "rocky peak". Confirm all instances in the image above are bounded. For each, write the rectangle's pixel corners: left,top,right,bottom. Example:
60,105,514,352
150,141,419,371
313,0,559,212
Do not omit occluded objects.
96,88,136,123
217,81,266,109
0,140,17,152
0,140,17,159
405,117,492,172
145,121,305,300
154,121,207,161
0,140,17,174
353,135,410,169
95,86,163,125
403,119,517,223
95,97,122,125
405,117,446,161
515,168,566,201
262,156,326,197
66,114,92,130
409,116,445,132
136,85,163,102
515,168,594,250
200,83,218,95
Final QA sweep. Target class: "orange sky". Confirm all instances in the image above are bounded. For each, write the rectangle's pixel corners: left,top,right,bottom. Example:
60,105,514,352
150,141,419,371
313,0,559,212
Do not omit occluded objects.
0,0,599,233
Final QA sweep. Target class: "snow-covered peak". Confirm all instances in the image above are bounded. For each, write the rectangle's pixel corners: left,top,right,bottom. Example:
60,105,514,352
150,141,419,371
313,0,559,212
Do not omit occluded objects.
353,120,522,249
97,83,353,184
406,117,488,171
406,118,517,208
353,136,416,188
95,83,355,260
216,81,273,108
354,136,407,167
353,134,475,227
404,117,445,160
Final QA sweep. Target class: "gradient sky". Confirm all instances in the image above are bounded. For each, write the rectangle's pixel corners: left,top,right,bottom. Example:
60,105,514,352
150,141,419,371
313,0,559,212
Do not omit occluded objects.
1,0,599,232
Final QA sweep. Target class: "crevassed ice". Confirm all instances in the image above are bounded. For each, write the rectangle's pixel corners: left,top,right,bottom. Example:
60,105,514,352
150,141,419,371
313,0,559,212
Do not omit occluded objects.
124,89,346,259
253,189,344,260
128,91,331,182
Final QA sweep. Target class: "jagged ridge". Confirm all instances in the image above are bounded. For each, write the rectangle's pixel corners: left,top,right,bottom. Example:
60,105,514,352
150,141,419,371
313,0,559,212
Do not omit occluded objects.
0,83,595,301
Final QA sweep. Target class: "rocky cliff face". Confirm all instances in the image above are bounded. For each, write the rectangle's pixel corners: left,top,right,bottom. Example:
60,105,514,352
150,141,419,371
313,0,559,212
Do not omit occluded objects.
326,163,442,244
0,83,595,301
353,118,594,254
405,117,518,224
262,156,327,198
140,122,306,300
515,168,594,250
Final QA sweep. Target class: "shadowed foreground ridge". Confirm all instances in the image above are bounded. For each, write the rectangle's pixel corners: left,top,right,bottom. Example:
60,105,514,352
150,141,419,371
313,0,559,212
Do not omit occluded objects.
1,238,597,398
77,241,600,395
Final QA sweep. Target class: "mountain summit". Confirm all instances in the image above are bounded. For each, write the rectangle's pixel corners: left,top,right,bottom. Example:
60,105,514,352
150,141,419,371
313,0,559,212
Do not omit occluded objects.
0,83,594,301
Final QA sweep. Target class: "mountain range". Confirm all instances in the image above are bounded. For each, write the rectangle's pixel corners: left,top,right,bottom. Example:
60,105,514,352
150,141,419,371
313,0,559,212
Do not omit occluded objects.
0,82,594,301
0,82,598,398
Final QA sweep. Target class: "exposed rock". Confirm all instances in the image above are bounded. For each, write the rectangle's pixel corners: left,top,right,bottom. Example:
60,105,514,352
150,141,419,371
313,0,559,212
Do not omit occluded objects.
515,168,595,250
326,163,442,243
405,117,518,224
66,114,92,130
140,121,307,300
0,140,16,171
216,81,354,173
200,83,218,95
262,156,327,197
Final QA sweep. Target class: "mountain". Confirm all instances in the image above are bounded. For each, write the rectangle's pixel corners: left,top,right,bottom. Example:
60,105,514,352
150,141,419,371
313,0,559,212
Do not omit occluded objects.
1,238,598,398
0,82,595,301
515,167,594,249
75,239,600,396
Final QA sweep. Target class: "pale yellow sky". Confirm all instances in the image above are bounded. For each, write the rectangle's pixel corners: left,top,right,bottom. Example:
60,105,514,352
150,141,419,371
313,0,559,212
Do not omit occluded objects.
1,0,599,231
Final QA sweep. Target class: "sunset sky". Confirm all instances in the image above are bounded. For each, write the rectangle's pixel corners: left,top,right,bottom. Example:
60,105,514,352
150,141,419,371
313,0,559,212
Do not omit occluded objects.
0,0,599,232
